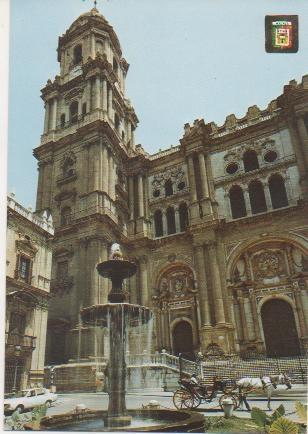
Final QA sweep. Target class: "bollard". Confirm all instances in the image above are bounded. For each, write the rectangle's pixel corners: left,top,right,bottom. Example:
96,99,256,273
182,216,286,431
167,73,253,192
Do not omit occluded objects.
222,398,234,418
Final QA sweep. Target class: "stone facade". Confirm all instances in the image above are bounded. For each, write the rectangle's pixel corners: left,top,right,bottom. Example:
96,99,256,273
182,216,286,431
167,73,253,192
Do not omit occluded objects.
5,194,53,392
33,8,308,364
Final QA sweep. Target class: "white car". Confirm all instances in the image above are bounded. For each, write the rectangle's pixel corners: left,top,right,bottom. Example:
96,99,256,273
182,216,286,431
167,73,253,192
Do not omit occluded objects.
4,387,57,414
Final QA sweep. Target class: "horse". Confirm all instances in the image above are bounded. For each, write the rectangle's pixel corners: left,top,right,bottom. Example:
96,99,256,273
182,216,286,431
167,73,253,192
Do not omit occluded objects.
237,374,292,411
269,373,292,390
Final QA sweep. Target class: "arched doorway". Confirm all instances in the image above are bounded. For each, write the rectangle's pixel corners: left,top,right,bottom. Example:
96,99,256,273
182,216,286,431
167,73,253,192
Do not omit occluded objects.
172,321,194,360
261,299,300,356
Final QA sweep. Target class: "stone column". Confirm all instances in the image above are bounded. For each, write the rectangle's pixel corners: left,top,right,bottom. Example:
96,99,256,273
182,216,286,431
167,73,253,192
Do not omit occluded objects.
108,153,114,199
102,78,108,112
131,125,135,147
287,119,308,190
262,181,272,210
51,98,58,130
102,145,108,193
296,115,308,168
129,269,138,305
284,176,293,204
88,145,95,192
98,241,108,304
224,192,232,220
90,33,96,58
174,207,180,233
144,177,149,219
138,175,144,218
198,152,209,198
293,288,307,337
162,210,167,236
238,292,249,342
43,101,50,133
93,143,100,191
94,76,101,110
249,292,261,341
36,163,45,211
127,121,132,144
89,239,100,306
108,87,113,119
128,176,134,220
139,256,149,306
187,156,197,202
194,245,211,326
243,187,252,215
206,241,225,324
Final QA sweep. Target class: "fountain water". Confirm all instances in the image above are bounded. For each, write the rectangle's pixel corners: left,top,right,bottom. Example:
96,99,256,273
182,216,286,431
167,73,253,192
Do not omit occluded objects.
80,243,151,427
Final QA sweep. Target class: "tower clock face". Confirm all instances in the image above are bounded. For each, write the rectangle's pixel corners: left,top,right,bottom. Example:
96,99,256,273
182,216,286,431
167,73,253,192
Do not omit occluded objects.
69,65,82,80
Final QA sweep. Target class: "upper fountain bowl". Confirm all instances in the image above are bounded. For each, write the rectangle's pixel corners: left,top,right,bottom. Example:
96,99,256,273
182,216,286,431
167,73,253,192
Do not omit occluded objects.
97,260,137,281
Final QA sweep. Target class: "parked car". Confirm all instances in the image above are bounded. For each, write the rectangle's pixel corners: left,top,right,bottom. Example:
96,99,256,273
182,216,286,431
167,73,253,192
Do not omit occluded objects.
4,388,57,414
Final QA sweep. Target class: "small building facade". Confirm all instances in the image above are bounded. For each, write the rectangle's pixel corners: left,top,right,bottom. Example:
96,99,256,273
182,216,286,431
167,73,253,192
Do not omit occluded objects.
5,195,53,392
32,8,308,365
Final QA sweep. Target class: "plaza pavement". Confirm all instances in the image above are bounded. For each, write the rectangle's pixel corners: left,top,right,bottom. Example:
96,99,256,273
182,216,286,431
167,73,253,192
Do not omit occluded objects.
45,384,307,423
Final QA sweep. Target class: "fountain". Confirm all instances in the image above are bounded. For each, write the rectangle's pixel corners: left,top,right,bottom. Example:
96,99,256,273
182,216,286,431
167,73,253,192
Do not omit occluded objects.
39,244,205,432
81,243,151,427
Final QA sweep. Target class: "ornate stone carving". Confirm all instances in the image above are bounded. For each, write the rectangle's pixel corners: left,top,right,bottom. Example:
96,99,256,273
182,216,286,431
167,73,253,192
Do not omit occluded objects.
149,164,187,199
252,250,286,282
157,266,196,301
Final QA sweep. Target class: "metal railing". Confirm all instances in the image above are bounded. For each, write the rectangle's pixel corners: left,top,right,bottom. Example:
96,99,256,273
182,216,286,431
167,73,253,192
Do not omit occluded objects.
127,351,307,384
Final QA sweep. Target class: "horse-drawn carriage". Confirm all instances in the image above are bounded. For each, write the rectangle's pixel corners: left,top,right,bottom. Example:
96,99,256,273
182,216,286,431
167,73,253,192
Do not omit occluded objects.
173,376,239,410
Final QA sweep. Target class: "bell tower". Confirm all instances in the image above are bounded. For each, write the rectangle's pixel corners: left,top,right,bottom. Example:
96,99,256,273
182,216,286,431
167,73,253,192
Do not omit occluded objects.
34,7,139,364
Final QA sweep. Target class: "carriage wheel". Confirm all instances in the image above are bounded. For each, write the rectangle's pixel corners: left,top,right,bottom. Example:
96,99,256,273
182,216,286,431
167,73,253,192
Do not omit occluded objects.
191,394,202,409
173,389,194,410
219,393,239,410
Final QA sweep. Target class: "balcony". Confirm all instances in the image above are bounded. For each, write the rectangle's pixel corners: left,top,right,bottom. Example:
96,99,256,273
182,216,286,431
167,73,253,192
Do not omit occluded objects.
5,332,36,351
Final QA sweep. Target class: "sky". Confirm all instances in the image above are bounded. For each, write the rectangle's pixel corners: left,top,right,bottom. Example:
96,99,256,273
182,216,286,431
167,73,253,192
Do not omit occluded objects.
6,0,308,208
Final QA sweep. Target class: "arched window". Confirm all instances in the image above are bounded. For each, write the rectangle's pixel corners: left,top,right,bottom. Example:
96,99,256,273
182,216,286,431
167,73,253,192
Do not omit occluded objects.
165,179,173,197
96,40,104,55
60,207,71,226
248,180,267,214
269,174,288,209
113,58,118,75
154,210,163,237
60,114,66,128
229,185,247,219
73,45,82,65
70,101,78,124
243,150,259,172
114,113,120,131
166,207,176,235
179,203,189,231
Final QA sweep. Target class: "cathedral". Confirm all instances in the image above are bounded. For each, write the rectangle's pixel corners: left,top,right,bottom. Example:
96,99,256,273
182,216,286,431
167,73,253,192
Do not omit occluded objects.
33,7,308,367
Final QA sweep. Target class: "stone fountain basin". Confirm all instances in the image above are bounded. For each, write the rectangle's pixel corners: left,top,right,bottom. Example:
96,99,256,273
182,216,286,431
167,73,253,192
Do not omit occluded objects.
81,303,152,327
97,260,137,279
39,409,205,432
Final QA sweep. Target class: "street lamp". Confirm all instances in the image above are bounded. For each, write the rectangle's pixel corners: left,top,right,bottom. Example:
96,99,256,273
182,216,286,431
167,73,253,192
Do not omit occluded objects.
12,345,21,393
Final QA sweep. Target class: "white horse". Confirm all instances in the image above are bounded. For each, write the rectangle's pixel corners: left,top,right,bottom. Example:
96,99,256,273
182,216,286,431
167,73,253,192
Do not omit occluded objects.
237,374,292,410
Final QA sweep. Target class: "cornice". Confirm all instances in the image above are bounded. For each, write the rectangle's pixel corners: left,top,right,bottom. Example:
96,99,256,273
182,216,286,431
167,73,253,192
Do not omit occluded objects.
6,276,51,300
222,200,308,231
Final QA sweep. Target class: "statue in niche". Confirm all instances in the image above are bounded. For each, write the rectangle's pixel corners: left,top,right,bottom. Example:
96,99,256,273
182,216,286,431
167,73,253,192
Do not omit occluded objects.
233,257,247,283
